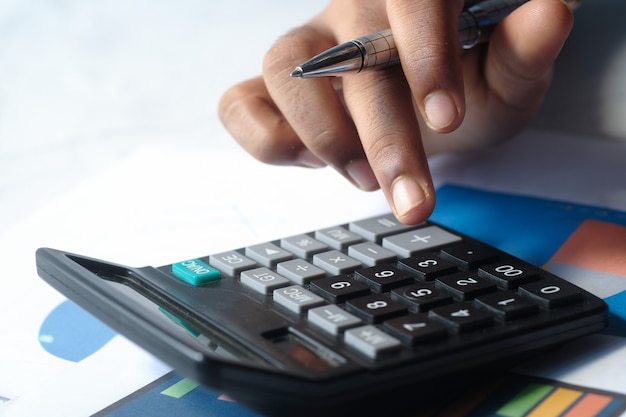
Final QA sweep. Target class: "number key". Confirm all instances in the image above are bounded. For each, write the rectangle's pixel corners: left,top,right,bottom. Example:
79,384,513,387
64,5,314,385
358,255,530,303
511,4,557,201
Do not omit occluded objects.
346,294,407,324
478,261,539,289
429,302,493,333
519,279,583,309
475,291,539,320
391,282,453,312
436,272,496,300
355,264,412,292
398,253,457,281
309,276,370,303
383,314,447,345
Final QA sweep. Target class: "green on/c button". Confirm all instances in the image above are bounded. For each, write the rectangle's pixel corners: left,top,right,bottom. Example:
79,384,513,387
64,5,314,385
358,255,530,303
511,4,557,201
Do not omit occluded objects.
172,259,221,286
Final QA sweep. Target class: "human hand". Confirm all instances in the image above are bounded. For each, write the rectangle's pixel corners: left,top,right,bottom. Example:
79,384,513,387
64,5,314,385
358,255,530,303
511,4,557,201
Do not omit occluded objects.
219,0,575,224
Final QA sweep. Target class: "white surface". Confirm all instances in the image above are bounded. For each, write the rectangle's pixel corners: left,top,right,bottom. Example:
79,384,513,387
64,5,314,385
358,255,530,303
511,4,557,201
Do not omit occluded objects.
1,0,626,415
0,0,325,236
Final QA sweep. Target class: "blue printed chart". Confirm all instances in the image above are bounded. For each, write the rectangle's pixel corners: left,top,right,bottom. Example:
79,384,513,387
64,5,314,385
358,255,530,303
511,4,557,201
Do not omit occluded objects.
39,299,116,362
93,374,262,417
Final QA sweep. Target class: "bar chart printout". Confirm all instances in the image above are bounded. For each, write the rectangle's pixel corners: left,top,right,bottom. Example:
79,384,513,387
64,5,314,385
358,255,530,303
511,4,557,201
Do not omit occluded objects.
465,377,626,417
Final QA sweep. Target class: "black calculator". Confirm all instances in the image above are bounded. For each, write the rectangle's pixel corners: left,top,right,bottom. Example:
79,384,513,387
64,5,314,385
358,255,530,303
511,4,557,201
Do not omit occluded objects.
36,214,608,417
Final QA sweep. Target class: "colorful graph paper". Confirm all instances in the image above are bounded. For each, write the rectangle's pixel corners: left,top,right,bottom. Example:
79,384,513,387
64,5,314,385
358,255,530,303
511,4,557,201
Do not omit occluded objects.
464,377,626,417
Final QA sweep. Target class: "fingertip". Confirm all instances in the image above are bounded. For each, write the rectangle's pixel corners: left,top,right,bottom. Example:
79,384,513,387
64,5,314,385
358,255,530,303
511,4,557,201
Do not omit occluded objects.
390,176,435,225
297,149,327,169
561,0,580,13
344,159,380,191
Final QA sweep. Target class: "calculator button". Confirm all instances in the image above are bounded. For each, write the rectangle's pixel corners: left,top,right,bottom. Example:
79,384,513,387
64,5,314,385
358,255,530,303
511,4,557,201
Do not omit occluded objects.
398,253,458,281
276,259,326,285
315,227,363,250
171,259,221,286
241,267,290,295
354,264,412,292
245,243,293,267
440,243,499,270
383,314,447,345
435,272,497,300
308,305,362,336
475,291,539,320
518,279,583,309
382,226,462,258
209,251,257,276
478,261,540,289
346,294,407,324
273,285,326,314
429,302,494,333
348,242,397,267
313,250,362,275
391,283,453,312
348,214,416,242
280,234,328,258
344,325,401,359
309,276,370,303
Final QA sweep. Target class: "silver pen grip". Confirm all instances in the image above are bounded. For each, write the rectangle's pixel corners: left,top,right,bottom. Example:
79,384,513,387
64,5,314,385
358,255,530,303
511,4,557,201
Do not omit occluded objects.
353,29,399,70
354,0,521,71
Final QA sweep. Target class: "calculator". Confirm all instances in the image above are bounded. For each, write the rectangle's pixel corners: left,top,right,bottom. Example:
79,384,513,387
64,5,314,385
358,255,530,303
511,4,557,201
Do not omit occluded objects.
36,214,608,417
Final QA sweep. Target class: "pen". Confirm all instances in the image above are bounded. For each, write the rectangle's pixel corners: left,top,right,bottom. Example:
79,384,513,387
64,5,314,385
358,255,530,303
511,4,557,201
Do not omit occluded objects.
291,0,580,78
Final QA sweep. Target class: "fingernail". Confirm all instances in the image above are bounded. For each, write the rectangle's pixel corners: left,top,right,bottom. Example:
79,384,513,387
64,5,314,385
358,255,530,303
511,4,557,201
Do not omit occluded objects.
297,149,326,168
391,176,428,218
345,160,379,191
561,0,581,11
424,91,458,131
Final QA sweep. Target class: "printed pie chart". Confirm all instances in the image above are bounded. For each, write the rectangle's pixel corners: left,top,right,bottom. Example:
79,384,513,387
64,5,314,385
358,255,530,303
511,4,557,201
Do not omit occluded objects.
38,300,116,362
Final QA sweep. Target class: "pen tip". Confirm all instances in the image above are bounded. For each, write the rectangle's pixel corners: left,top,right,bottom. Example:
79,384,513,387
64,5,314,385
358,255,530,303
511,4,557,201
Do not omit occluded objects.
290,67,303,78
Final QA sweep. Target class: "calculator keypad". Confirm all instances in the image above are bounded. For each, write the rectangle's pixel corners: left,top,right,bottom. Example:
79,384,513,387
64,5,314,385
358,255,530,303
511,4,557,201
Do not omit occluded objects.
173,214,597,361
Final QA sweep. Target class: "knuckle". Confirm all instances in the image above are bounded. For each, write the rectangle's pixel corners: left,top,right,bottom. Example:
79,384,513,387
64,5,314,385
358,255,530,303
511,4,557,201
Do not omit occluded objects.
242,118,296,165
263,26,320,77
309,127,340,153
219,91,301,165
364,133,406,166
402,40,449,78
217,83,248,122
